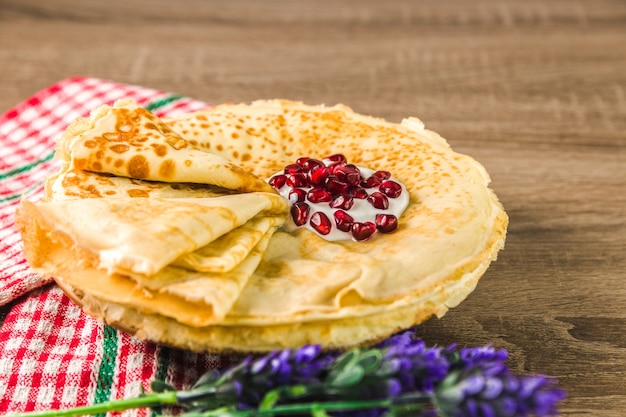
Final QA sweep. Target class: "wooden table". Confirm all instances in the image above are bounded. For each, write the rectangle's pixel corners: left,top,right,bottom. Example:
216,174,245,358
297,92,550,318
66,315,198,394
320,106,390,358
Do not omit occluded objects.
1,0,624,415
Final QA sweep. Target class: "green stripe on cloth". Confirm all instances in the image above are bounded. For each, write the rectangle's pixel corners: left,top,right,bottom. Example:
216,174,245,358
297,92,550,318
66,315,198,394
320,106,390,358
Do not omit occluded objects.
145,95,183,112
151,347,171,417
0,182,44,203
93,325,119,417
0,150,55,181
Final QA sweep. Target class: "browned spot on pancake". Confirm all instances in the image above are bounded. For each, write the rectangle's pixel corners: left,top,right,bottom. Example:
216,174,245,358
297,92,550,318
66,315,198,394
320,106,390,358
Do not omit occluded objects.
95,150,105,160
85,184,101,197
114,159,124,168
217,144,224,151
105,190,117,195
159,159,176,179
84,140,97,149
110,144,129,154
92,161,102,171
103,132,121,141
233,151,239,159
144,122,157,130
200,123,210,129
195,115,208,121
241,153,252,162
128,154,150,178
185,160,192,167
152,144,168,157
127,189,150,198
190,140,198,146
62,175,80,187
74,158,87,170
231,132,239,139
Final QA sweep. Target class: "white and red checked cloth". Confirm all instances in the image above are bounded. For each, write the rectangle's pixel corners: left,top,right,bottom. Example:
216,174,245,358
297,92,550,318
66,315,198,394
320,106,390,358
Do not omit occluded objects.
0,78,241,415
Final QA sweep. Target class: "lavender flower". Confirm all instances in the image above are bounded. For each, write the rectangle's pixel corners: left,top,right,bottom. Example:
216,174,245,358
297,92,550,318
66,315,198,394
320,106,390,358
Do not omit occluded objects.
163,333,565,417
12,330,565,417
376,331,449,394
434,345,566,417
174,344,335,411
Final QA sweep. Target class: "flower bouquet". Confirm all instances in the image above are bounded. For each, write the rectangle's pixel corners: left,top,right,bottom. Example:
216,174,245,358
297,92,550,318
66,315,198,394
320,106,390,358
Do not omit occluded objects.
12,331,565,417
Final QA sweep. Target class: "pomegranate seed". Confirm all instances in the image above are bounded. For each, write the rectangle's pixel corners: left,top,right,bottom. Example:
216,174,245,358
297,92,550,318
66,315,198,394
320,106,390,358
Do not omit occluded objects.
334,210,354,232
307,187,332,203
326,177,350,195
286,173,309,188
288,188,306,203
375,213,398,233
379,180,402,198
333,164,362,186
349,186,368,199
310,212,332,235
330,194,354,210
361,176,381,188
302,158,325,172
291,202,310,226
296,157,310,166
351,221,377,241
372,170,391,181
309,165,329,186
326,154,347,163
327,161,346,175
269,174,287,189
367,192,389,209
284,163,303,175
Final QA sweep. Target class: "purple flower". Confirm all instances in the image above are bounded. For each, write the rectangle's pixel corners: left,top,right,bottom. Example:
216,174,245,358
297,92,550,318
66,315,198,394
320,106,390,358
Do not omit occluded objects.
435,345,566,417
165,331,565,417
376,331,450,394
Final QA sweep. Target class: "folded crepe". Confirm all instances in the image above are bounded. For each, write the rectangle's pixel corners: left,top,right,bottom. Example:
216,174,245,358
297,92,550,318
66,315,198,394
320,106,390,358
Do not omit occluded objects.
17,198,281,325
17,99,508,353
55,98,274,193
19,194,286,277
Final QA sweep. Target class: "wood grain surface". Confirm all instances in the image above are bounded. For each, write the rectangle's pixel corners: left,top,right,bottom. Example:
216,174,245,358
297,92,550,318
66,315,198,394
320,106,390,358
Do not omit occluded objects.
1,0,625,415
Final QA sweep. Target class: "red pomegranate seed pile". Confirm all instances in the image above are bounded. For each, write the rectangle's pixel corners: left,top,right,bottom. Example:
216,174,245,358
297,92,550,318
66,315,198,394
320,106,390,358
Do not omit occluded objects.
269,154,405,241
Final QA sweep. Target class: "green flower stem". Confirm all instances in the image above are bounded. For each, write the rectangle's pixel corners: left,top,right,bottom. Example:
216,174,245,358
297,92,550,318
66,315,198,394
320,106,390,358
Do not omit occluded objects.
181,397,430,417
10,391,179,417
11,391,434,417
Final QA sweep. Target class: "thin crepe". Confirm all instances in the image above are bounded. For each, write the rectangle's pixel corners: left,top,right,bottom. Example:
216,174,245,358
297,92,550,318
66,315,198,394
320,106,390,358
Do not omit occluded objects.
56,99,274,193
17,198,279,325
19,193,286,277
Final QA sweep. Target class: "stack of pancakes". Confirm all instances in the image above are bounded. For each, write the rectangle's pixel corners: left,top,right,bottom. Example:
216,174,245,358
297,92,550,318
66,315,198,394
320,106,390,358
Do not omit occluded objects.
16,99,507,353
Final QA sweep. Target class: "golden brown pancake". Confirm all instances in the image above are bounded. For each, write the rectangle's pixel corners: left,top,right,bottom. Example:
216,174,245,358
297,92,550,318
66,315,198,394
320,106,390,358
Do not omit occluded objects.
55,99,274,193
16,99,507,352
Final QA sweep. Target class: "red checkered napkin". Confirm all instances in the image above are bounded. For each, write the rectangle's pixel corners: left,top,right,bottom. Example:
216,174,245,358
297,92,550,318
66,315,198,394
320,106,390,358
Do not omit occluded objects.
0,78,240,414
